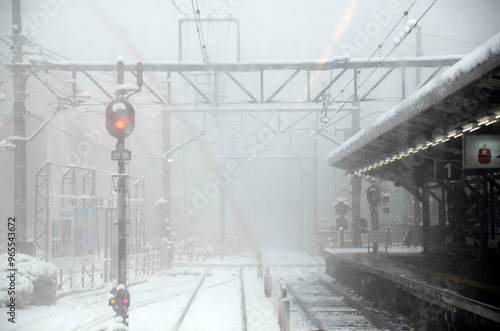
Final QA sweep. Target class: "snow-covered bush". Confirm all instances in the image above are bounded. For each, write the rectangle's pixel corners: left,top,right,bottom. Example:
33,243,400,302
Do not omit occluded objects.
0,254,58,308
106,317,128,331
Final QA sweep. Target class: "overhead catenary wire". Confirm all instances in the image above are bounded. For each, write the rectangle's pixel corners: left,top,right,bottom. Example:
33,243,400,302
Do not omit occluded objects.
282,0,430,156
324,0,421,113
322,0,437,124
422,32,482,45
0,38,181,163
171,0,188,15
28,112,164,160
190,0,208,63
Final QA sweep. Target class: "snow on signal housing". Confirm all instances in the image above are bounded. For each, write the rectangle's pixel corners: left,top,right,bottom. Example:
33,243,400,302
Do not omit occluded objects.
106,99,135,139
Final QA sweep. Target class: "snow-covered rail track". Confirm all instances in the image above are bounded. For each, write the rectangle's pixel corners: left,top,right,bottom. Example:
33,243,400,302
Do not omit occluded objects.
239,266,248,331
171,267,212,330
172,266,247,331
284,272,401,331
273,252,410,331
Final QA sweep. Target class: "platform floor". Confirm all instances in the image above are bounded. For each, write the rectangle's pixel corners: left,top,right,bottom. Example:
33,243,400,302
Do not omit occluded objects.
325,248,500,325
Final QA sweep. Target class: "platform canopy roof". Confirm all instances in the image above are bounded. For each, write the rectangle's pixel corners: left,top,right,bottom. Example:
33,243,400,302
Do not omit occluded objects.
327,33,500,184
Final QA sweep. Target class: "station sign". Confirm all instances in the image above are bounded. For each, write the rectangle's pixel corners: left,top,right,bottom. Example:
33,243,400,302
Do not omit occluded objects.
434,138,463,181
111,150,131,161
463,135,500,169
48,207,96,268
49,208,74,268
435,160,462,181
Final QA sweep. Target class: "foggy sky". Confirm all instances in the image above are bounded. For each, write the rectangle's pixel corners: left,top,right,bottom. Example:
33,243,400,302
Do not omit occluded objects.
1,0,500,246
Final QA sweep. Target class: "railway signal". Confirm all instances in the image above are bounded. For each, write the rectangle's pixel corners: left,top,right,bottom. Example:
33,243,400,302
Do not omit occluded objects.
109,285,130,326
334,199,349,230
367,185,381,206
106,99,135,139
334,200,349,215
106,58,142,328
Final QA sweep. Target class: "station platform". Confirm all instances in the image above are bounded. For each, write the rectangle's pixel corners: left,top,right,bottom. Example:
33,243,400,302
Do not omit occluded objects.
324,248,500,328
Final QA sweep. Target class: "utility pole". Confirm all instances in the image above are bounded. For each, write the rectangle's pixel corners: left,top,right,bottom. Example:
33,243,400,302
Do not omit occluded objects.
162,107,172,241
313,136,318,237
160,106,173,267
415,25,423,86
12,0,28,250
298,165,303,250
351,70,362,247
220,186,226,259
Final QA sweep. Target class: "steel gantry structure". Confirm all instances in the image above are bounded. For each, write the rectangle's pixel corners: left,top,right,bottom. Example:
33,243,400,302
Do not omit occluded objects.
7,51,463,249
327,33,500,253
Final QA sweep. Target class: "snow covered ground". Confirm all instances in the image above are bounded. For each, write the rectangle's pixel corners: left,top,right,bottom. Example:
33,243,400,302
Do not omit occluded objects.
0,251,328,331
0,248,424,330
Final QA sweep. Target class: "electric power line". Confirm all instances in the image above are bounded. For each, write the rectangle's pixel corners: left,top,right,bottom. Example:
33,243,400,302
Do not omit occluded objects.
422,32,482,45
283,0,433,155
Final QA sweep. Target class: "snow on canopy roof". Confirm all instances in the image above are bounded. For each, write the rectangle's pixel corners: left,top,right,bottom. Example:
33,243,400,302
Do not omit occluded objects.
327,32,500,169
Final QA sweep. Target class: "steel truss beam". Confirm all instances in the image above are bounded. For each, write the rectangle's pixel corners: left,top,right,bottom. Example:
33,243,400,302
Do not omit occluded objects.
34,162,146,286
15,56,461,110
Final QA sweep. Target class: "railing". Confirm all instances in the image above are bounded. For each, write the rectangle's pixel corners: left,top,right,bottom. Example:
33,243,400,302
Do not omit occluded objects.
332,224,415,248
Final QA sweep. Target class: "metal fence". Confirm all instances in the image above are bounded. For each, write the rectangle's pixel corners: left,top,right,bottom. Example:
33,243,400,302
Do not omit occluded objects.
333,224,414,248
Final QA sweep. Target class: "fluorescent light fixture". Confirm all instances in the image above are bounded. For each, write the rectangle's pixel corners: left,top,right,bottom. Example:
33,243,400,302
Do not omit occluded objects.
485,119,497,126
431,136,444,146
462,123,474,132
477,116,490,126
447,129,461,138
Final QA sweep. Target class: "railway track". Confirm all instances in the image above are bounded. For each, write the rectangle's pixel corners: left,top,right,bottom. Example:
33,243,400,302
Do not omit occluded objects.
172,266,248,331
274,252,410,331
71,271,210,331
171,267,212,331
52,266,249,331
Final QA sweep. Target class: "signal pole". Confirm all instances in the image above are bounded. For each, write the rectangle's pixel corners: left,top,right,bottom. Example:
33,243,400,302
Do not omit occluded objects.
12,0,28,247
370,205,379,253
106,59,141,326
116,138,128,285
367,185,381,253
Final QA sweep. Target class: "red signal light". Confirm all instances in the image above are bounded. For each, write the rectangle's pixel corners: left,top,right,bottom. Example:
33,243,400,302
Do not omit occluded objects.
115,119,126,129
106,100,135,139
123,298,129,304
